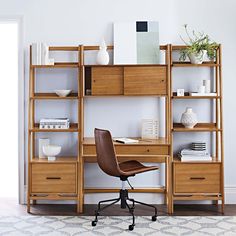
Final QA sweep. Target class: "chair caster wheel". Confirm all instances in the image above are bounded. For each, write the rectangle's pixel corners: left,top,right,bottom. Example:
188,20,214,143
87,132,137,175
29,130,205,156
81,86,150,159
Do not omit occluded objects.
129,225,134,231
92,220,97,226
152,216,157,221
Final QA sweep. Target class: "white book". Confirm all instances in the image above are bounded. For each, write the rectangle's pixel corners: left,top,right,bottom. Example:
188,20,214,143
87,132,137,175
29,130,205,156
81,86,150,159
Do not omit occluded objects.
32,43,38,65
40,118,70,123
180,155,212,161
181,149,208,156
190,92,217,96
41,43,49,65
37,43,41,65
39,124,70,129
113,138,139,144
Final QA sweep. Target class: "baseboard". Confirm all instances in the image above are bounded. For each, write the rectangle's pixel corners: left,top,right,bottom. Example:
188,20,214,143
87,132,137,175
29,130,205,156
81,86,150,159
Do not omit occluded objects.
22,185,236,204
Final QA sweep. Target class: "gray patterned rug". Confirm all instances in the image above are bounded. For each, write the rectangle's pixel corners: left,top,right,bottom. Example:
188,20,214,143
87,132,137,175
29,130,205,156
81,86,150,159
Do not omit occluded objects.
0,215,236,235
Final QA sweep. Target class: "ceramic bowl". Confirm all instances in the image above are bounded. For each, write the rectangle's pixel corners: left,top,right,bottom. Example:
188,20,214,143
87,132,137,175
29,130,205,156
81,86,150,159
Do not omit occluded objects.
54,90,72,97
42,145,61,161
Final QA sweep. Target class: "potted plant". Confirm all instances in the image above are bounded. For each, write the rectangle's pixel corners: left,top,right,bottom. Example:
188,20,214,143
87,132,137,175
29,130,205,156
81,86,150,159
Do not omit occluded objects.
179,24,218,64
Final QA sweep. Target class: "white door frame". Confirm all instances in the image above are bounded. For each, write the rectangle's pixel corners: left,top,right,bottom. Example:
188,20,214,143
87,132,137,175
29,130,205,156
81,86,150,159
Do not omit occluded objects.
0,16,24,204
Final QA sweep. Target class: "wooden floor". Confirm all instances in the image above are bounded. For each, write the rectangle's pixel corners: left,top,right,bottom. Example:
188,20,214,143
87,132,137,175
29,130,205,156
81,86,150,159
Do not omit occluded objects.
1,198,236,216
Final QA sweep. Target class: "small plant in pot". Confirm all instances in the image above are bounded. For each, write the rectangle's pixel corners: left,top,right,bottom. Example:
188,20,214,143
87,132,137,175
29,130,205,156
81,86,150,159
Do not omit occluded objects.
179,24,218,64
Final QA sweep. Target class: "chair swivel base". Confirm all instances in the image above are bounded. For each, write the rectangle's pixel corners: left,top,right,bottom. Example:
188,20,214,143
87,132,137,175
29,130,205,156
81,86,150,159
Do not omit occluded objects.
91,189,157,231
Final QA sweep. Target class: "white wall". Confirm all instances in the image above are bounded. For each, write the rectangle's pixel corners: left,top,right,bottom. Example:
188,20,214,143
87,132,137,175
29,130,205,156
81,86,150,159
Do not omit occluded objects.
1,0,236,203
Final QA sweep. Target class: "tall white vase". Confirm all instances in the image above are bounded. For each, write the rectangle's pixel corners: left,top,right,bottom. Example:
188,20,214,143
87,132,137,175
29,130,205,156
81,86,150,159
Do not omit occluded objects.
96,39,109,65
181,107,198,128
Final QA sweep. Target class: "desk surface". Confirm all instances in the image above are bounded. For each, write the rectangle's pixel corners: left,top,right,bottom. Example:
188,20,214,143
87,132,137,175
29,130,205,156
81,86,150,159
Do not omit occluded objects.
83,137,170,146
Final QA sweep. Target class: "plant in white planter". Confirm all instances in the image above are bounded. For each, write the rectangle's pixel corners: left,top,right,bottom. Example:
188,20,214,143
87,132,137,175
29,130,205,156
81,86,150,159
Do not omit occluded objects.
179,24,218,64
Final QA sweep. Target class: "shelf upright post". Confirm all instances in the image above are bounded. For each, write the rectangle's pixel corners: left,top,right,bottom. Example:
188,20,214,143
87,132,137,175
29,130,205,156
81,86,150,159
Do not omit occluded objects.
219,44,225,213
27,45,34,212
168,44,174,214
215,47,220,161
78,44,85,213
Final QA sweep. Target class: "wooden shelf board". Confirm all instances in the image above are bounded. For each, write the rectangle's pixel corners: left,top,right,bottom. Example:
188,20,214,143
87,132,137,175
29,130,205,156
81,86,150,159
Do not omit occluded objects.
84,187,165,194
30,194,77,200
31,62,78,68
172,95,220,99
172,62,219,67
83,155,167,163
49,46,79,51
83,94,168,98
172,61,220,67
173,195,222,201
32,93,79,100
84,64,168,67
172,123,221,132
31,156,78,163
172,45,220,50
83,45,167,51
30,123,79,132
83,137,170,146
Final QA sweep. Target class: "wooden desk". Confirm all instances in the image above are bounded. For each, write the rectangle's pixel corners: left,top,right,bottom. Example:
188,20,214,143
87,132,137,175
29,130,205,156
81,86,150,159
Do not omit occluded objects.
81,137,173,214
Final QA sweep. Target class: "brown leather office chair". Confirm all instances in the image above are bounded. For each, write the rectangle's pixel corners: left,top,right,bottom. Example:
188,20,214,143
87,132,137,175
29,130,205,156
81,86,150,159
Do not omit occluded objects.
92,128,159,231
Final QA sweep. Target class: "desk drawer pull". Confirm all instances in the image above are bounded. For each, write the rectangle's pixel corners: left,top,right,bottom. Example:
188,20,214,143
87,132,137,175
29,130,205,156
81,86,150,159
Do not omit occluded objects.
46,177,61,180
190,177,205,180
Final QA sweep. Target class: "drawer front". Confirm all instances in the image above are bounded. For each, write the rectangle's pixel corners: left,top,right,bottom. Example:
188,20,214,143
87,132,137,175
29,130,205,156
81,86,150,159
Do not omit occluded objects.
31,164,77,193
174,163,221,194
92,67,123,95
124,66,167,95
83,145,169,155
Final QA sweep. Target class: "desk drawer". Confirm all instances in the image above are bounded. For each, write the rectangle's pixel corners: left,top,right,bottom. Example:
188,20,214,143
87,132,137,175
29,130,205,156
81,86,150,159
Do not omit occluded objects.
83,145,169,155
31,163,77,193
174,163,220,194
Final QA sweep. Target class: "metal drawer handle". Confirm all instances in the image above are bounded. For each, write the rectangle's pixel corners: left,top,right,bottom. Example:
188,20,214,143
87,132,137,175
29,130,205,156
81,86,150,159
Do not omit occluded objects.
46,177,61,180
190,177,206,180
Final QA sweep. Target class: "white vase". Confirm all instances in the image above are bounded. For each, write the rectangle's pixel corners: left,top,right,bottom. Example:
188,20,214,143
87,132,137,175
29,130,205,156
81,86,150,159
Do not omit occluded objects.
96,39,109,65
188,50,207,64
181,107,198,128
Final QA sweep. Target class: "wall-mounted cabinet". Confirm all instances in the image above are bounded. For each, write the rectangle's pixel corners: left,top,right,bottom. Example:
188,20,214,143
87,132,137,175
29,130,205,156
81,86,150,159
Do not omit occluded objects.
84,65,167,96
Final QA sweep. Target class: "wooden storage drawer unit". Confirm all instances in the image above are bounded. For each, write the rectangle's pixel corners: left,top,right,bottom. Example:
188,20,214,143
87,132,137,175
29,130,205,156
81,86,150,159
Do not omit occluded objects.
31,163,77,193
174,163,221,194
91,66,123,95
83,145,169,155
124,66,167,95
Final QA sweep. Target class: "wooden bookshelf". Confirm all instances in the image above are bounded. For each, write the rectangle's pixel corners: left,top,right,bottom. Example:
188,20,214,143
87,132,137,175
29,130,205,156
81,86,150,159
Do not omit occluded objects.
27,45,82,214
170,45,224,213
27,43,224,215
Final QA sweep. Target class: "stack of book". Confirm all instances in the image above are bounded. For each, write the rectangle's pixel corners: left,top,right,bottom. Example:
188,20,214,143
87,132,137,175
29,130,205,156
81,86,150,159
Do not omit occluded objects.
39,118,70,129
178,149,212,161
32,43,54,65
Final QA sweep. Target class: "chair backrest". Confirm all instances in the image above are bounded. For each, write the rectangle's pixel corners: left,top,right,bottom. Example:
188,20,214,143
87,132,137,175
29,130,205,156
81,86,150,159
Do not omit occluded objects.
94,128,121,177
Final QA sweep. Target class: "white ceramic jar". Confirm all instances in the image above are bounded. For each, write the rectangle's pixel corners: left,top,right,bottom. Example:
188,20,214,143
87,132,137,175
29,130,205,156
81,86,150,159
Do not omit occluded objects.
181,107,198,128
188,50,207,64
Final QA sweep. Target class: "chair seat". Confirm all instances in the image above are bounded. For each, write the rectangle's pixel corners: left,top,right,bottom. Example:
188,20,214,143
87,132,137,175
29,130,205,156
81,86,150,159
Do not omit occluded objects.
119,160,159,177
